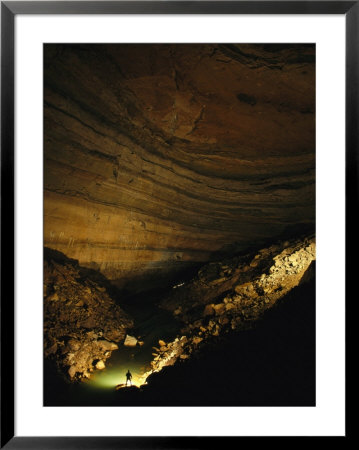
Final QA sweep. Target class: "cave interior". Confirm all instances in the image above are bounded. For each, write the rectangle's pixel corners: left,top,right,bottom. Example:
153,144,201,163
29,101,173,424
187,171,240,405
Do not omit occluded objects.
43,43,315,406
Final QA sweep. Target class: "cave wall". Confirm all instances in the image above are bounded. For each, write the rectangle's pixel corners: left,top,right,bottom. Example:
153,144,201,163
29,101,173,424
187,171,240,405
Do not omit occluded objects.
44,44,315,290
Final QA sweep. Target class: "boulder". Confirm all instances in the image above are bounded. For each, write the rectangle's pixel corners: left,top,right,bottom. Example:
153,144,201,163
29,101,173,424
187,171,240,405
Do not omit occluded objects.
214,303,225,315
203,304,215,316
47,292,59,302
225,303,235,311
103,329,125,342
44,342,58,357
96,360,105,370
98,340,118,351
209,277,227,286
68,339,81,351
124,335,137,347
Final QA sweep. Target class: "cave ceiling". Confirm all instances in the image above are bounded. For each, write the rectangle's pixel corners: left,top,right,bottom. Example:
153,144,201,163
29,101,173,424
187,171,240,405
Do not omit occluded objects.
44,43,315,290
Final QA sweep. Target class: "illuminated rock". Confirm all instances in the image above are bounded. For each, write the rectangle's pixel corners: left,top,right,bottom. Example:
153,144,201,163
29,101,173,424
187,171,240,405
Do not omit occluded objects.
95,360,105,370
43,43,316,388
214,303,225,315
43,249,133,381
47,292,59,302
44,44,315,293
98,340,118,351
149,235,315,377
124,335,138,347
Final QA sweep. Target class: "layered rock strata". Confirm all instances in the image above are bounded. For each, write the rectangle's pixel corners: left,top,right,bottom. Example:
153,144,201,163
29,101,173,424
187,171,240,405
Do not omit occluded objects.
44,250,133,381
44,44,315,290
142,235,315,380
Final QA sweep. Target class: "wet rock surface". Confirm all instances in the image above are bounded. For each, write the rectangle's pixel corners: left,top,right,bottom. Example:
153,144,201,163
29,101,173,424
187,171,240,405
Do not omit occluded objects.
44,248,133,381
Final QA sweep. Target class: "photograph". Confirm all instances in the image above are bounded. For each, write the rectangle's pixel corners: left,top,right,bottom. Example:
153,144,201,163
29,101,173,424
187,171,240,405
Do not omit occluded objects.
43,43,316,407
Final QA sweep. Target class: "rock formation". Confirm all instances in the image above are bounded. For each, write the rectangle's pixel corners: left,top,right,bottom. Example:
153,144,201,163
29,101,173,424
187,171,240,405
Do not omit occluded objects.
44,44,315,293
44,249,133,381
43,44,316,397
143,235,315,380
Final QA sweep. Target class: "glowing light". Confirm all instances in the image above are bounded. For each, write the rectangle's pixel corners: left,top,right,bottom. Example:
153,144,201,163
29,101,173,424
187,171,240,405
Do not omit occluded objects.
88,368,148,389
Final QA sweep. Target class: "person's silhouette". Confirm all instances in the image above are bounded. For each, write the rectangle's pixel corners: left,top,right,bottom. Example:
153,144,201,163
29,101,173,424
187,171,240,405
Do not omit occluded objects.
126,369,132,386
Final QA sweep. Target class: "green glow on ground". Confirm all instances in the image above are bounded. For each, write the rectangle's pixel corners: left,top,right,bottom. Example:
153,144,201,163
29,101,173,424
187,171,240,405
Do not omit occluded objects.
89,367,146,389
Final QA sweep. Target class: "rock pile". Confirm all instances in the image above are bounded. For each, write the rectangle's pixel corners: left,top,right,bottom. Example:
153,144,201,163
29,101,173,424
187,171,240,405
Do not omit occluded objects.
44,250,133,381
147,235,315,376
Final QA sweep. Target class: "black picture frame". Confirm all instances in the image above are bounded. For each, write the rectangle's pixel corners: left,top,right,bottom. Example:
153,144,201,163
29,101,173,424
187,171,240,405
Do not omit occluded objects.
1,1,352,447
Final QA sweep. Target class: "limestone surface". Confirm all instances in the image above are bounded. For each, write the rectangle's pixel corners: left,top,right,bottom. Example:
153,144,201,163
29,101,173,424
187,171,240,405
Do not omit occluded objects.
44,44,315,291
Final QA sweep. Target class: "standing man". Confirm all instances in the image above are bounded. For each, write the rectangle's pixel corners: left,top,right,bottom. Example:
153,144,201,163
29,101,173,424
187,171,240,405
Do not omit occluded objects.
126,369,132,386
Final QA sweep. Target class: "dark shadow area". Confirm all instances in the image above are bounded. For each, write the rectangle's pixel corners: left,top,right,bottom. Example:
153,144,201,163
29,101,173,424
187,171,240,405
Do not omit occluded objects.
139,276,315,406
44,246,202,301
213,226,315,260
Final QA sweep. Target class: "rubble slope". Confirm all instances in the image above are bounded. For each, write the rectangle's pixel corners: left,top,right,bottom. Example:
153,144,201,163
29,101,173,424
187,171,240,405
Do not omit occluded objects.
44,249,133,381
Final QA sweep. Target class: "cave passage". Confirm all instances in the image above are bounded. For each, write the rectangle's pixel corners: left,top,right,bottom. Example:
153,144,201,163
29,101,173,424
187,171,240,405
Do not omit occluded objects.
86,291,182,389
43,43,315,407
44,275,315,407
44,241,315,407
44,287,182,406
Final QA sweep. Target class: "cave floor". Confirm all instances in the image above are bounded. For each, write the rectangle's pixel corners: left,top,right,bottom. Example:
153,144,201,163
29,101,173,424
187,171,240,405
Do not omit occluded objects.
88,294,181,389
44,277,315,407
44,288,182,406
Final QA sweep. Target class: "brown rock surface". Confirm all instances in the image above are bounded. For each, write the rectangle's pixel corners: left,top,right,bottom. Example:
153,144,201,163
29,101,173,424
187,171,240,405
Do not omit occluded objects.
146,235,315,378
43,248,133,380
44,44,315,291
